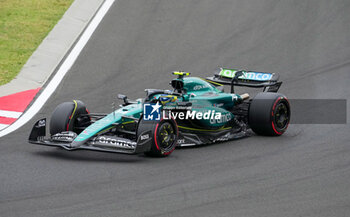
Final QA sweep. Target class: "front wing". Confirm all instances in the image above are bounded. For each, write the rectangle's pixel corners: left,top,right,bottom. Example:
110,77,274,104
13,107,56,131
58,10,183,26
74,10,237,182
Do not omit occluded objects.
29,118,153,154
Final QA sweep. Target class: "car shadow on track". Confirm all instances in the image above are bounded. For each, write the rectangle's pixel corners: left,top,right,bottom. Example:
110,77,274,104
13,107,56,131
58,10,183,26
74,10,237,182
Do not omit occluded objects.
33,148,149,163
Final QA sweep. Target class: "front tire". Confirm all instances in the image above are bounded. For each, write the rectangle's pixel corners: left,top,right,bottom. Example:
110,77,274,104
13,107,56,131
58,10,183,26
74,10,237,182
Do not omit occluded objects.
137,115,178,157
50,100,90,135
248,92,290,136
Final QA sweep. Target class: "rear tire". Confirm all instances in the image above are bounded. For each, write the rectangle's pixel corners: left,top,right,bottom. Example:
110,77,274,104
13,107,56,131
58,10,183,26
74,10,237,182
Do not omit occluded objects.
50,100,90,135
137,115,178,157
248,92,290,136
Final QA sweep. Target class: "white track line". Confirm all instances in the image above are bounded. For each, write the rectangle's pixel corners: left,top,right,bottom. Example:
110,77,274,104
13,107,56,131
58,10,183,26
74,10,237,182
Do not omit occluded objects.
0,124,9,130
0,0,115,138
0,110,22,119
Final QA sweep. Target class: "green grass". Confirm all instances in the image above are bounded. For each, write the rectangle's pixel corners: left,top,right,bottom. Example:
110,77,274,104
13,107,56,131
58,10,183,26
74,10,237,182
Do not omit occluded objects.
0,0,74,85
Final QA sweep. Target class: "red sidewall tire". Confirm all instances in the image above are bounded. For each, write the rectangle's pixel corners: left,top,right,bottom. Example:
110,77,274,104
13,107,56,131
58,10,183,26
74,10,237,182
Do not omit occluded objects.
248,92,290,136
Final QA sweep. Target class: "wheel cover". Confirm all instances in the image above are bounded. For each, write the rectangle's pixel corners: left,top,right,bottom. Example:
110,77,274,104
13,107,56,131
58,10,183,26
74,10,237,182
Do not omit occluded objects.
274,102,290,130
157,122,176,150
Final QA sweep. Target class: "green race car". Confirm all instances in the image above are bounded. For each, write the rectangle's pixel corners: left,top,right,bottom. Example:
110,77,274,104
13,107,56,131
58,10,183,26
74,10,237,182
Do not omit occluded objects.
29,69,291,157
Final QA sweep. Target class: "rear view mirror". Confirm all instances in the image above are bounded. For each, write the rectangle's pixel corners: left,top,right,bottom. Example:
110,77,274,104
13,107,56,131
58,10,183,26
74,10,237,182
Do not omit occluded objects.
117,94,128,105
118,94,127,100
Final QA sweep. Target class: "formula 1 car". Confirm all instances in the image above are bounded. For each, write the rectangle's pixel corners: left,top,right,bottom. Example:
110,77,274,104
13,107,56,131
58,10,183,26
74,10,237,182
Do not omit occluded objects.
29,68,290,157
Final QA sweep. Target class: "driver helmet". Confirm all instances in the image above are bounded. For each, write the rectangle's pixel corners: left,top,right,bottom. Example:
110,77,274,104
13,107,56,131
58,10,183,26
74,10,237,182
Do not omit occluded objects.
159,95,177,105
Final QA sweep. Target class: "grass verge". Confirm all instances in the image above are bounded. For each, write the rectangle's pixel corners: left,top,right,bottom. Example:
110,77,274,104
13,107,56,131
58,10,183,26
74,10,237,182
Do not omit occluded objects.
0,0,74,86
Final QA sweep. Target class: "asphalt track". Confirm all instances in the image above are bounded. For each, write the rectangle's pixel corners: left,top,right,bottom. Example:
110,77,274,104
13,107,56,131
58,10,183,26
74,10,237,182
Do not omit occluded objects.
1,0,350,216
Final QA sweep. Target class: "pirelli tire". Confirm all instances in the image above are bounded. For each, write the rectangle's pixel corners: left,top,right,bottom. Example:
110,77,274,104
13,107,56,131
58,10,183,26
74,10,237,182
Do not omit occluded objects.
248,92,290,136
50,100,91,135
137,114,178,157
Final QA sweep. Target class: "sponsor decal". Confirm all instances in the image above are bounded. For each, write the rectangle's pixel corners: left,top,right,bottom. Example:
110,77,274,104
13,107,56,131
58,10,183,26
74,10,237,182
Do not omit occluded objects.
143,102,161,121
177,139,185,144
209,113,231,124
140,134,150,140
193,85,206,90
219,68,272,81
91,136,136,149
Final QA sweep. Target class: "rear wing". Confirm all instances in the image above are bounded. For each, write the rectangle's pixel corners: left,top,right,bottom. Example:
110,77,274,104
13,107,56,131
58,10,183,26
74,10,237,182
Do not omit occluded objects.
206,68,282,93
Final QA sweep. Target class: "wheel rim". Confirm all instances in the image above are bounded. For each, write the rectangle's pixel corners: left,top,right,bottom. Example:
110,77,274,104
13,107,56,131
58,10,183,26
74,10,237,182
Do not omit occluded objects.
274,102,290,130
157,122,176,150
